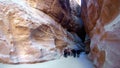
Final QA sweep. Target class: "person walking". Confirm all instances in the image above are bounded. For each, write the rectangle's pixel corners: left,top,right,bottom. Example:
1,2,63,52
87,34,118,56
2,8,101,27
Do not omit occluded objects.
71,49,76,58
76,50,81,57
64,49,68,58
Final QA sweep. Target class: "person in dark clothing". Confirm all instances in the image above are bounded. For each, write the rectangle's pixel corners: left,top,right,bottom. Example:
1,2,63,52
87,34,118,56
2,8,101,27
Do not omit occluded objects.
67,50,70,56
85,51,89,54
76,50,82,57
71,49,76,58
67,48,71,56
64,49,68,58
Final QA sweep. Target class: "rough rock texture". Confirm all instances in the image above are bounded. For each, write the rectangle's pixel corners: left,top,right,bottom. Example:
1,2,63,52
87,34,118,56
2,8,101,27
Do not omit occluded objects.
36,0,86,42
0,0,83,64
81,0,120,68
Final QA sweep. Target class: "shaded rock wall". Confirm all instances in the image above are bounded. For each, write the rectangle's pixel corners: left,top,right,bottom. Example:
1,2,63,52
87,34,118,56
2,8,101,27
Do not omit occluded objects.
81,0,120,68
36,0,86,42
0,0,83,64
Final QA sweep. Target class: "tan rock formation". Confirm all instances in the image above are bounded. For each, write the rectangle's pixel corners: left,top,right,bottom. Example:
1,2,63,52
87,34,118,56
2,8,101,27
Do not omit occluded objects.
0,0,83,64
81,0,120,68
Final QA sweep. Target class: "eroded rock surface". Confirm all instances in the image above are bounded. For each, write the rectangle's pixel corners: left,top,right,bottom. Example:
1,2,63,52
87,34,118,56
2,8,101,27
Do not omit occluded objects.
81,0,120,68
36,0,86,42
0,0,83,64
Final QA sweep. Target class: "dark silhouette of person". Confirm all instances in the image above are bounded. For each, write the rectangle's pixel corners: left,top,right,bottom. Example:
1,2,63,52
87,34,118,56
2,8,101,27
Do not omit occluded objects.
71,49,76,58
85,51,89,54
67,51,70,56
67,48,71,56
64,49,68,58
76,50,82,57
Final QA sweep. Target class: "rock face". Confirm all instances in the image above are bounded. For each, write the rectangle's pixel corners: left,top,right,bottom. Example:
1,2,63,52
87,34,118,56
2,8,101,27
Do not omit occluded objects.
36,0,86,42
0,0,83,64
81,0,120,68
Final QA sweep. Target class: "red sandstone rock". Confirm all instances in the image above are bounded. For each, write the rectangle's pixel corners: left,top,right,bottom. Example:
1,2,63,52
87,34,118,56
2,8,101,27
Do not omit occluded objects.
81,0,120,68
36,0,86,41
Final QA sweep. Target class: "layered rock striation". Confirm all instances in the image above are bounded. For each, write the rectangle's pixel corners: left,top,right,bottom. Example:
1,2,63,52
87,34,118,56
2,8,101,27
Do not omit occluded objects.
81,0,120,68
0,0,83,64
36,0,86,42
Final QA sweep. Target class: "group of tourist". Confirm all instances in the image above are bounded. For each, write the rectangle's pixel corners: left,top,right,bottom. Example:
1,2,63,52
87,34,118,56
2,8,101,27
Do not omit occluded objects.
63,48,84,58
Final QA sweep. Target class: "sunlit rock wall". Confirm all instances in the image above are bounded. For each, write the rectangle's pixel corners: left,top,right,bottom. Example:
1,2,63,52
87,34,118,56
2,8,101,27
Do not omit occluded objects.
81,0,120,68
0,0,83,64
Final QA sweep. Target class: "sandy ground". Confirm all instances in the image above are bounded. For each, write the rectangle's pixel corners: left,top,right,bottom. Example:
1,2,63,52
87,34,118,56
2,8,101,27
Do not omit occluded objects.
0,53,94,68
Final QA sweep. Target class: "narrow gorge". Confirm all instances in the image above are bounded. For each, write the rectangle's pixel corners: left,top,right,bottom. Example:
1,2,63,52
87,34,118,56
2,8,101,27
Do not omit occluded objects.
0,0,120,68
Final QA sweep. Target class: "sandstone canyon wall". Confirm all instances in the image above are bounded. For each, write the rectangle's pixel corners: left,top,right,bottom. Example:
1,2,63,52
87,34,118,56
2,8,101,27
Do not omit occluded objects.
81,0,120,68
0,0,83,64
36,0,86,42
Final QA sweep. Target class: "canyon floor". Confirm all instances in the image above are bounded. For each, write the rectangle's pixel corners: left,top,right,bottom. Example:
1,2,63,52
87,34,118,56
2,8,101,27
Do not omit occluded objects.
0,53,94,68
